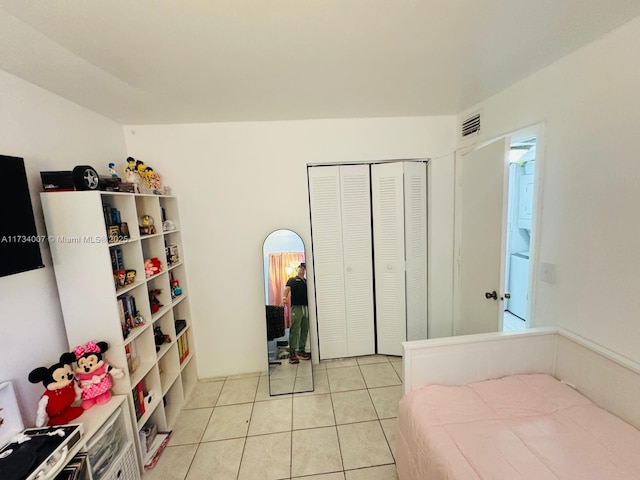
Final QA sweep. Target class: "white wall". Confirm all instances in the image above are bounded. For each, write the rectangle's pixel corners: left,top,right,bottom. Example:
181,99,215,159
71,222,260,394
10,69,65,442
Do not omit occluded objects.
0,70,127,425
124,117,457,377
458,16,640,363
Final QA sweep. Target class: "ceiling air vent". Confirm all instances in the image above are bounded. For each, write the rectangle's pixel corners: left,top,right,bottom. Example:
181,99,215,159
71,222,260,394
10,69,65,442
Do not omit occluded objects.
461,113,481,137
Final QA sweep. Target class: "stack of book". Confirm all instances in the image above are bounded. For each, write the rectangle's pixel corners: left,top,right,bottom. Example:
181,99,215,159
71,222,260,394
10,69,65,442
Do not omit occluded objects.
110,247,124,271
177,334,189,364
102,202,121,229
117,294,139,337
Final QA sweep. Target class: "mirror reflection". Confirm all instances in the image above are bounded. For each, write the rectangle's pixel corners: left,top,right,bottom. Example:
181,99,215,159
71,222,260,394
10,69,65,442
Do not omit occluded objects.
263,229,313,395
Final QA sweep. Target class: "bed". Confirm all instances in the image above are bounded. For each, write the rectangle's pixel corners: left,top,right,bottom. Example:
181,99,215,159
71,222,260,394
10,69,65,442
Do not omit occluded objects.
397,327,640,480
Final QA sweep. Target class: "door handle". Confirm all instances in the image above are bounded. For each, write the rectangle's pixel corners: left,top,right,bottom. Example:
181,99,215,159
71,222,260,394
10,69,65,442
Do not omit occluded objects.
504,292,511,299
485,291,497,300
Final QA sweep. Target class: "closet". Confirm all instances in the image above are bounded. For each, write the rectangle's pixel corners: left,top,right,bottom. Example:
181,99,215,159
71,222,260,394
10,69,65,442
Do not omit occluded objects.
308,160,428,359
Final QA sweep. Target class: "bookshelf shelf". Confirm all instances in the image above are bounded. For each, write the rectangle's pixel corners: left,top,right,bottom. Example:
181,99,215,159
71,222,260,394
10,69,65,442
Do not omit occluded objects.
41,191,197,473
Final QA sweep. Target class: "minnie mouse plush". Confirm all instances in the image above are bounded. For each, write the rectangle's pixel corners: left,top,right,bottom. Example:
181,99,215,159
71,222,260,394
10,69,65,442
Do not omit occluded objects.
73,341,124,409
29,353,84,427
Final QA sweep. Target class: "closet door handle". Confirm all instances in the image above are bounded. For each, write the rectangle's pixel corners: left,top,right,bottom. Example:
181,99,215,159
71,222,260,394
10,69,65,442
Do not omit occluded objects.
387,265,393,270
485,290,498,300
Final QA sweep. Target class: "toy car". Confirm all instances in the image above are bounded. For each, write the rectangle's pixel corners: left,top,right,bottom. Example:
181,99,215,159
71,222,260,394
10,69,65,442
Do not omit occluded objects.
40,165,121,192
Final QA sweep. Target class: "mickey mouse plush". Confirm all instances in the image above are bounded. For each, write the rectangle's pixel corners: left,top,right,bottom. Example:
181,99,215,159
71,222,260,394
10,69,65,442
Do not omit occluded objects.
28,353,84,427
73,341,124,409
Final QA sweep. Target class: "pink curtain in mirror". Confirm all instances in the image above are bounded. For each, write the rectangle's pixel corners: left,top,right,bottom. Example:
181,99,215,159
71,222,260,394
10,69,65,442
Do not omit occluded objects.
268,252,305,329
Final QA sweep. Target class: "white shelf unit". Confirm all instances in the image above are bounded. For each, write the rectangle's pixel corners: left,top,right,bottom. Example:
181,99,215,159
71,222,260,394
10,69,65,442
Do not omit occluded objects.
41,191,197,471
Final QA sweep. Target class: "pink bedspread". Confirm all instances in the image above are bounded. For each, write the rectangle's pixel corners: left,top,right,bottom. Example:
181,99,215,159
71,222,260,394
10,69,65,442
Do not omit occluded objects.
396,374,640,480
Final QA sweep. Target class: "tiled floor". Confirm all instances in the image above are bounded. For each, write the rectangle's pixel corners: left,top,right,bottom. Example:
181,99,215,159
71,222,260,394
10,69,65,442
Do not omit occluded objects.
503,311,525,332
144,355,403,480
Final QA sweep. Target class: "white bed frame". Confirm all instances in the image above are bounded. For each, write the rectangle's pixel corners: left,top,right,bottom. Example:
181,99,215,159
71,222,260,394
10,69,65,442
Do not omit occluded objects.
402,327,640,429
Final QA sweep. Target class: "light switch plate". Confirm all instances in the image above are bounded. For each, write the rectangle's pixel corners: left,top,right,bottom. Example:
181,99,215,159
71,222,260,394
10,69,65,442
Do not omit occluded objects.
540,262,556,284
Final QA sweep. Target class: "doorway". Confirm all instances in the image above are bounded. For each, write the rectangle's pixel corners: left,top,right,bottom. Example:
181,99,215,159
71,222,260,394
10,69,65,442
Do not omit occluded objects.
503,135,536,331
453,124,542,336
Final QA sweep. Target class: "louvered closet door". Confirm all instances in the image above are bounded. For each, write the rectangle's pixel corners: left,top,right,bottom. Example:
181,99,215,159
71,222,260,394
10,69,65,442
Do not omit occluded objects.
372,162,406,356
309,166,348,359
340,165,375,357
404,161,428,341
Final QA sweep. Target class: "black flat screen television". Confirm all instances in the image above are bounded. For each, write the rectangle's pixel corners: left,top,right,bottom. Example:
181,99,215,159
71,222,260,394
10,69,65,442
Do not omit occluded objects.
1,155,45,277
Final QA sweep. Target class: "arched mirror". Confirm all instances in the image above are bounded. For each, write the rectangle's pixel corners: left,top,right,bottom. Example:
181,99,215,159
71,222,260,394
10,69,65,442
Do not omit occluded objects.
263,229,314,395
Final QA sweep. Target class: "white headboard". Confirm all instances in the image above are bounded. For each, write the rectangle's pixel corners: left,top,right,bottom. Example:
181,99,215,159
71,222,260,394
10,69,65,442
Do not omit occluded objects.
402,327,640,429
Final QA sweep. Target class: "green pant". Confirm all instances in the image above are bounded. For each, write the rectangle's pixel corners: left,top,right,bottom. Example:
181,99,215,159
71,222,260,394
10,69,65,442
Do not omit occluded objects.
289,305,309,354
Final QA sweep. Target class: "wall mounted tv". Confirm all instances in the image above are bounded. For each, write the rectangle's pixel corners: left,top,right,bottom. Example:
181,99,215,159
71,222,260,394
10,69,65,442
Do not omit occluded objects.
1,155,44,277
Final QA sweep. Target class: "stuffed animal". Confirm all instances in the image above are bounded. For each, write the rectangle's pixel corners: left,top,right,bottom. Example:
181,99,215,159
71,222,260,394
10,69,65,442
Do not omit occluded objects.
144,257,162,278
28,353,84,427
73,341,124,410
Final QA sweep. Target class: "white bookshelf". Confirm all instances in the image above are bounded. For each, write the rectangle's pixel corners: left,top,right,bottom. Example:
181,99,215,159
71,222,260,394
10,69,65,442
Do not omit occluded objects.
41,191,197,470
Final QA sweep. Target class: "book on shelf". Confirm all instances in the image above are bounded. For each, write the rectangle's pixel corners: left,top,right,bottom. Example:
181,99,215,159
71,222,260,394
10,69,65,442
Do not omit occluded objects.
144,431,172,470
177,335,189,363
102,202,113,226
132,381,146,421
125,342,139,374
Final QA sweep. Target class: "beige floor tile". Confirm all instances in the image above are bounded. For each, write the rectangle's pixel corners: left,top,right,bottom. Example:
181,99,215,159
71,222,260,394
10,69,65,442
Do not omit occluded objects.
293,394,335,430
380,418,398,460
168,408,212,445
313,362,328,372
185,438,245,480
298,368,329,396
248,397,292,435
368,385,403,419
238,432,291,480
345,464,398,480
202,403,253,442
291,427,343,477
356,355,390,365
255,374,275,402
143,444,197,480
359,363,401,388
216,377,259,405
294,473,345,480
331,390,377,425
323,358,358,369
269,361,299,380
183,380,224,409
389,358,403,381
296,360,314,377
269,376,296,396
337,421,394,470
294,375,314,393
327,366,366,392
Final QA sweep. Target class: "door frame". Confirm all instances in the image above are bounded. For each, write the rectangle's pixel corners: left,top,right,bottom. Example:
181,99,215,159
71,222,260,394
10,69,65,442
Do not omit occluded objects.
452,122,545,335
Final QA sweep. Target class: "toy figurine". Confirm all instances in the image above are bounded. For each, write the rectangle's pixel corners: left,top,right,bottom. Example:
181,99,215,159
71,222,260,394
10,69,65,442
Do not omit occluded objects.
73,341,123,410
149,289,163,313
171,279,182,298
108,162,118,178
144,257,162,278
29,353,84,426
125,269,136,285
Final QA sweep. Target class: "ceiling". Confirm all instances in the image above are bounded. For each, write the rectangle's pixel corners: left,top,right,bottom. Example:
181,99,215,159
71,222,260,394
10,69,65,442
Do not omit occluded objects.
1,1,639,125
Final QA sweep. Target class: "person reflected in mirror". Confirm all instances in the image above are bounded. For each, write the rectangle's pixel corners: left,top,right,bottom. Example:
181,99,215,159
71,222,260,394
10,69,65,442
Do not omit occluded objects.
282,263,310,364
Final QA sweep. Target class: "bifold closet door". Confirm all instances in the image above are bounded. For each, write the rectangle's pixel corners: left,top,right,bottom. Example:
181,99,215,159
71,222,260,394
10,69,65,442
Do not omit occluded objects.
372,162,407,355
372,161,428,356
403,161,428,342
309,164,375,359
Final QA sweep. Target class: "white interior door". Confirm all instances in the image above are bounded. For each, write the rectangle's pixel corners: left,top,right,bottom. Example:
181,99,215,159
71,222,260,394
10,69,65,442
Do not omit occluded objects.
340,165,375,357
309,166,348,359
454,139,508,335
372,162,406,355
403,161,428,341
